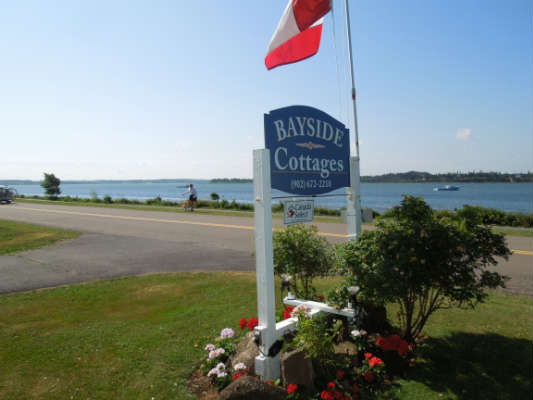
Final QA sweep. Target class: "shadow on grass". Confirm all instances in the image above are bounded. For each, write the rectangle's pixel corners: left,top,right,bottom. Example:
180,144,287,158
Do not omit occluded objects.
406,332,532,399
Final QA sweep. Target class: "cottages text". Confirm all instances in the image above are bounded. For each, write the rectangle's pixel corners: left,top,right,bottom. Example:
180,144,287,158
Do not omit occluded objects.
272,117,346,179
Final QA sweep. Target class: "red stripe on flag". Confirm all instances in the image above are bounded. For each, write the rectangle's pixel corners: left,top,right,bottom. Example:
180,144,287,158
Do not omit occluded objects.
292,0,331,32
265,23,323,70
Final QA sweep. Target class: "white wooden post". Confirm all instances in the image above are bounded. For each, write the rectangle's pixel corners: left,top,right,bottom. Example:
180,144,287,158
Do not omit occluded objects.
346,156,362,240
253,149,280,380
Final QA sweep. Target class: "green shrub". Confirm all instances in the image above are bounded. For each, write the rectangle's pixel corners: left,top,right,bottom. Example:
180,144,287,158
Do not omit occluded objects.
40,173,61,199
103,195,113,204
273,225,334,299
210,192,220,201
332,195,511,341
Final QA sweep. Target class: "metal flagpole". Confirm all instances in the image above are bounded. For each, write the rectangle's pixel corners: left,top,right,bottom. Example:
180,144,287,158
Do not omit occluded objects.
344,0,362,239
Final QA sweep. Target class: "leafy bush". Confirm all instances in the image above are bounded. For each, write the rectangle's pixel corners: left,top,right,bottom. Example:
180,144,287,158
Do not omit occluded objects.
103,195,113,204
332,195,511,341
380,204,532,228
210,192,220,201
273,225,334,299
40,173,61,199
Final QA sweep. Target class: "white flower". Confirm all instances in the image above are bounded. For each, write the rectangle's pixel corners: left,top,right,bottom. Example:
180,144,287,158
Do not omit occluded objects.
234,362,247,371
217,371,227,378
351,329,361,338
208,350,217,359
291,304,311,318
207,368,218,377
215,348,225,357
204,344,215,351
216,362,225,371
220,328,235,339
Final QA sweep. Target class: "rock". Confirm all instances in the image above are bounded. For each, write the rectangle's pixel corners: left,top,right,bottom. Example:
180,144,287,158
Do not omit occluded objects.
334,341,358,356
360,303,392,334
280,349,314,389
230,332,259,374
219,376,287,400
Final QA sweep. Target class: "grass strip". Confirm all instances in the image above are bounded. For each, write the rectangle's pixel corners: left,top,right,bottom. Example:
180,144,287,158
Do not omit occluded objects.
14,198,345,224
0,219,81,255
492,227,533,237
0,273,531,400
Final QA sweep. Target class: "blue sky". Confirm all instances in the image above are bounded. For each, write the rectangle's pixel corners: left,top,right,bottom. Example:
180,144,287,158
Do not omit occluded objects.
1,0,531,180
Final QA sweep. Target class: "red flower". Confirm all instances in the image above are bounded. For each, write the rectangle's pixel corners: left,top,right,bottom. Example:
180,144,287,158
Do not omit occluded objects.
232,372,244,380
321,391,334,400
378,336,396,351
352,383,360,391
317,295,325,301
336,370,345,380
327,381,336,389
283,306,294,320
247,317,259,331
398,340,409,356
364,352,372,359
388,334,402,347
333,390,343,400
266,380,275,386
368,356,384,368
364,371,375,382
239,318,247,330
287,383,298,394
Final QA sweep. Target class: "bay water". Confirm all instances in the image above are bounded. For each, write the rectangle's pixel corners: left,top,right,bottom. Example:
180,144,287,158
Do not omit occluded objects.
8,181,532,214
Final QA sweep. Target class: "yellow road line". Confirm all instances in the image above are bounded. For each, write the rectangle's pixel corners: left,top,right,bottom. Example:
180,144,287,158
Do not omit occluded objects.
512,249,533,256
10,206,532,246
14,206,347,238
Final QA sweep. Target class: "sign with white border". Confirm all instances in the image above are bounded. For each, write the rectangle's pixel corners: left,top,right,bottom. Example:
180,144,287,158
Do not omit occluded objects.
283,199,314,226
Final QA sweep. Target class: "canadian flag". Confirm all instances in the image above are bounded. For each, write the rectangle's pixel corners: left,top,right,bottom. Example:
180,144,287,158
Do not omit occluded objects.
265,0,332,70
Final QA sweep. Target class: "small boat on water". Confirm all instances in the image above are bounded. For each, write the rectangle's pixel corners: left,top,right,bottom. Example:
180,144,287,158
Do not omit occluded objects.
433,185,460,191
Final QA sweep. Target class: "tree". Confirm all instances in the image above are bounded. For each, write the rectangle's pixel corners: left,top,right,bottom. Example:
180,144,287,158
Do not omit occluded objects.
333,195,510,341
273,225,334,299
41,173,61,199
210,192,220,202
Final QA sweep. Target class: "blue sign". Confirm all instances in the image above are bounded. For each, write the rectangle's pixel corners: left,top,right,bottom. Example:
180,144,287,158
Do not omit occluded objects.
264,105,350,195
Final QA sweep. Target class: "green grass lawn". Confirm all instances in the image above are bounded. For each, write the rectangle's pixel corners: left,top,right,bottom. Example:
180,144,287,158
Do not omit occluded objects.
0,273,531,400
0,219,81,255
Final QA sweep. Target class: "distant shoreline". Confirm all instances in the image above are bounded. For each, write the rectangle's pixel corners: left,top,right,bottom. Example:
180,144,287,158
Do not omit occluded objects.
2,171,532,185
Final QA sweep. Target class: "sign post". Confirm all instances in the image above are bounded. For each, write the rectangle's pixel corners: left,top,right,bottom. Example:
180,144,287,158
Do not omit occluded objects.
254,105,358,380
253,149,279,379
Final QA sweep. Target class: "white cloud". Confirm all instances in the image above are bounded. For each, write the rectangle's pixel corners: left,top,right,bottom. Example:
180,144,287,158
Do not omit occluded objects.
456,128,472,141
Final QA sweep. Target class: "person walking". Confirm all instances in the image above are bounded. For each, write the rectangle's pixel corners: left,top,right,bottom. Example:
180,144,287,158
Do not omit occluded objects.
182,184,198,211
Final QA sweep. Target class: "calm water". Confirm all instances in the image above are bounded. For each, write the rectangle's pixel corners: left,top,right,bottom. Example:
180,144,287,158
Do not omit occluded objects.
9,181,532,214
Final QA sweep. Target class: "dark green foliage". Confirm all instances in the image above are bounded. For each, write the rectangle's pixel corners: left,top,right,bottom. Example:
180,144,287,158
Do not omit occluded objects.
333,195,511,341
273,225,334,299
103,195,113,204
381,204,532,228
361,170,533,183
210,192,220,201
40,173,61,199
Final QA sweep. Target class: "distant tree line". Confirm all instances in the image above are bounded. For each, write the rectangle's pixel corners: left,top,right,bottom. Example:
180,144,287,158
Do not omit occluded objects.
209,178,253,184
361,171,533,183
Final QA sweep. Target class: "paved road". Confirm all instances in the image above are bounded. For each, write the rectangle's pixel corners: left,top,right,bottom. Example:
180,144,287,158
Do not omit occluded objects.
0,202,531,296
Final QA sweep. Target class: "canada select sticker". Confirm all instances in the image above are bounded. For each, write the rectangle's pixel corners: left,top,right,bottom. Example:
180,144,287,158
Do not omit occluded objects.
264,105,350,195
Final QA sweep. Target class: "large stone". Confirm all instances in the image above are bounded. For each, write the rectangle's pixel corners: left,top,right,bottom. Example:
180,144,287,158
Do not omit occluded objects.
219,376,287,400
360,303,392,334
230,332,259,374
334,341,359,365
334,341,358,356
280,349,314,389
